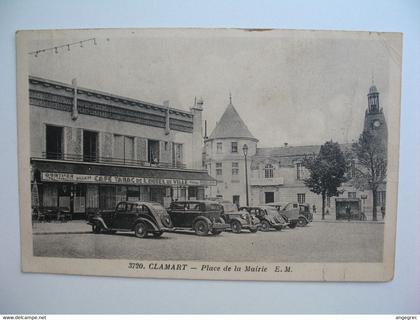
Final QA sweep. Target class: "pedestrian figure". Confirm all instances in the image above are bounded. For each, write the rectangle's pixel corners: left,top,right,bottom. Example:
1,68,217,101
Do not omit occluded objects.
312,204,316,214
346,205,351,221
381,206,385,220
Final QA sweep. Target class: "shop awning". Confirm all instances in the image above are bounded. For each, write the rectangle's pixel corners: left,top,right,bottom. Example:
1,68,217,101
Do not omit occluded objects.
31,159,216,187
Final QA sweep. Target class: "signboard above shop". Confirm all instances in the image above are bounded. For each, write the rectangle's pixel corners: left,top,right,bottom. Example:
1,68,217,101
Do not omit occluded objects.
41,172,217,186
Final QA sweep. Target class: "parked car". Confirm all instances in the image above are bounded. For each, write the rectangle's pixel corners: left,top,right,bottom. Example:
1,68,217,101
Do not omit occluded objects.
265,202,299,229
167,200,229,236
87,201,173,238
239,206,288,231
218,200,260,233
282,202,313,227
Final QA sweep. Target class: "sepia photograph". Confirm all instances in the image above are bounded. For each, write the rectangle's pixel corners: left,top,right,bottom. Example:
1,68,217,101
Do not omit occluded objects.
17,28,402,281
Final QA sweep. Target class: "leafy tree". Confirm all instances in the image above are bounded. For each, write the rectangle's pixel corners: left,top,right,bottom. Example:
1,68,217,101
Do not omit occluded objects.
351,130,387,221
302,141,347,220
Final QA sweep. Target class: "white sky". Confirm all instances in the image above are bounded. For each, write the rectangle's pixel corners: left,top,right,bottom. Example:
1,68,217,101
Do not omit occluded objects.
27,29,400,147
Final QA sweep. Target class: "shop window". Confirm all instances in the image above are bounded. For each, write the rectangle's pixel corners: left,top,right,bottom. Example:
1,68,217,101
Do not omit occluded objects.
232,162,239,175
127,186,140,201
46,125,63,159
188,187,198,200
264,164,274,178
148,139,160,164
297,193,306,204
42,184,58,207
83,130,98,162
99,186,116,210
231,142,238,153
139,186,150,201
216,162,222,176
116,186,127,203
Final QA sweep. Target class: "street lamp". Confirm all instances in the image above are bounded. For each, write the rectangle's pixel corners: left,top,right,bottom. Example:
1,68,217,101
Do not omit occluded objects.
242,144,249,206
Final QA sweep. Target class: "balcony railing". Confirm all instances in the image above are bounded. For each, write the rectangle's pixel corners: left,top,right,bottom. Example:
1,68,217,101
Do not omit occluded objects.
41,152,187,169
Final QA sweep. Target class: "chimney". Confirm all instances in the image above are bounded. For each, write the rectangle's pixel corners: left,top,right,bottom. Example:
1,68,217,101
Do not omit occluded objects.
284,142,288,147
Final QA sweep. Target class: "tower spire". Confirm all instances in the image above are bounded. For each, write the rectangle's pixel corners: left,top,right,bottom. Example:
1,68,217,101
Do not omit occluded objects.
229,91,232,105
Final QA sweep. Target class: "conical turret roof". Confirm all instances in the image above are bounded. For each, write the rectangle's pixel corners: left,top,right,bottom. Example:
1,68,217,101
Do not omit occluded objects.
208,102,258,141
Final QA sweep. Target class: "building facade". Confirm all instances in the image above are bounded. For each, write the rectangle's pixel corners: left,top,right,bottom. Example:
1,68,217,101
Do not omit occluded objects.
204,85,387,219
30,76,215,218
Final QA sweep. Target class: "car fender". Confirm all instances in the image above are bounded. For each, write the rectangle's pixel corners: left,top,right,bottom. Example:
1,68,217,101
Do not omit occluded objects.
229,216,246,225
89,217,109,230
133,217,160,232
298,215,309,223
192,216,212,228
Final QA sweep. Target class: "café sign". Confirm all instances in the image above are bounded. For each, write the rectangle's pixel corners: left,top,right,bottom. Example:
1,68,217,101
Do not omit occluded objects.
41,172,216,186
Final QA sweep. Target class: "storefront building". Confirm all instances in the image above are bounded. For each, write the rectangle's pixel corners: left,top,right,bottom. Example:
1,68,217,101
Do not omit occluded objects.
30,76,215,218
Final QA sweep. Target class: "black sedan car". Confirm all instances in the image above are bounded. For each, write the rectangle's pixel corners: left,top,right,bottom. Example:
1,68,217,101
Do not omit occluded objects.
87,201,173,238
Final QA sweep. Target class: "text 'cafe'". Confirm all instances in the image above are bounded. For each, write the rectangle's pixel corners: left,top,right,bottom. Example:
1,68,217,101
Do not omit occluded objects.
32,160,216,219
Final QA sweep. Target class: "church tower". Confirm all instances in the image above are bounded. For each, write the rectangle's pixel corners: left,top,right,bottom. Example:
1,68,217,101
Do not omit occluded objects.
363,83,388,147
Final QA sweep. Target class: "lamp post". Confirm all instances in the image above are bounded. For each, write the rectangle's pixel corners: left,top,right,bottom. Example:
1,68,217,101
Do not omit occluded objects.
242,144,249,206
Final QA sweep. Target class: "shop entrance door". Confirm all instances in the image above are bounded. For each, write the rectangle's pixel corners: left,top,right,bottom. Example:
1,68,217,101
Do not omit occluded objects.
265,192,274,203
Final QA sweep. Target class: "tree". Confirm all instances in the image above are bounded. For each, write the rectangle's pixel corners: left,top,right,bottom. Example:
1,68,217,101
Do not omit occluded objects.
351,130,387,221
302,141,347,220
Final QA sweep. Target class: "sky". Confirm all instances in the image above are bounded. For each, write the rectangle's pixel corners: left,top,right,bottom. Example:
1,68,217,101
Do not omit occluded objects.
27,29,401,147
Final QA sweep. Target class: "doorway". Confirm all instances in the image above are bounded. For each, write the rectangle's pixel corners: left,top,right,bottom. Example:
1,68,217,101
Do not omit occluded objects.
265,192,274,203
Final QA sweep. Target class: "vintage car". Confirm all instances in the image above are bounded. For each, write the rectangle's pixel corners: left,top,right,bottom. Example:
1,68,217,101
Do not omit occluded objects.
167,200,229,236
87,201,173,238
265,202,299,229
239,206,288,231
283,202,313,226
219,200,260,233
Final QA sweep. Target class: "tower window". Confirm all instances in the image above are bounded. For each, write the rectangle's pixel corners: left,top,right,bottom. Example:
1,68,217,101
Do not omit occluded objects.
216,162,222,176
216,142,223,153
231,142,238,153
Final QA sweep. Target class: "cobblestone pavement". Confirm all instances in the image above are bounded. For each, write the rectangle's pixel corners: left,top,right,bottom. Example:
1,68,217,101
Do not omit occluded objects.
32,220,384,262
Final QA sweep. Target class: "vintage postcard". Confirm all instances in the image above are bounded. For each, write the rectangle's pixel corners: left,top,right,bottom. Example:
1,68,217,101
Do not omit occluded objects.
17,28,402,281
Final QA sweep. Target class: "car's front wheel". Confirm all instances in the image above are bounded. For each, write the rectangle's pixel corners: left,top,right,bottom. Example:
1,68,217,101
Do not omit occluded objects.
134,221,148,238
194,220,209,236
297,217,307,227
231,221,242,233
260,220,271,232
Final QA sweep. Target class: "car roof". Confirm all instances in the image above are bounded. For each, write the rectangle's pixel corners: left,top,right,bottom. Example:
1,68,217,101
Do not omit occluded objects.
173,200,220,204
119,201,163,206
